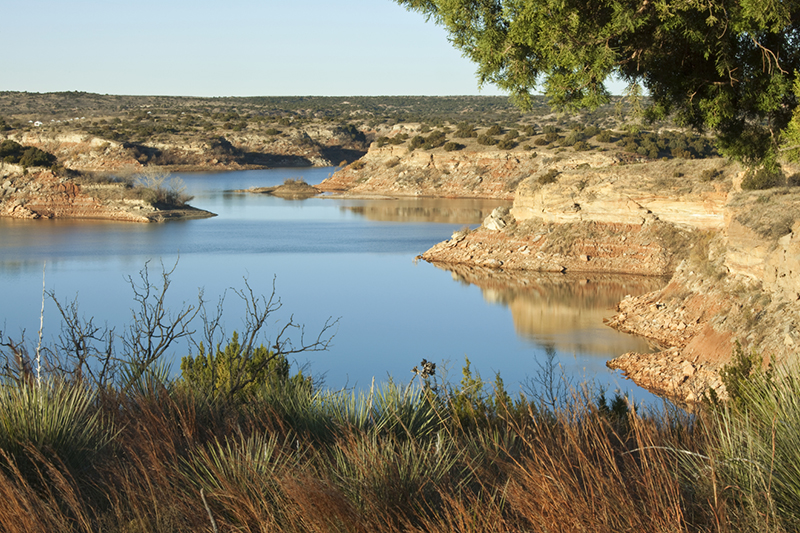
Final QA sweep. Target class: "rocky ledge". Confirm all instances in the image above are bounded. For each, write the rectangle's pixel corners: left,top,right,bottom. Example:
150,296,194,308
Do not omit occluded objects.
420,153,800,404
317,143,545,199
235,179,321,199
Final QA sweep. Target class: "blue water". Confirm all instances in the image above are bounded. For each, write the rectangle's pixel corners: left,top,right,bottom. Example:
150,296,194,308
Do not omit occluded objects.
0,167,663,402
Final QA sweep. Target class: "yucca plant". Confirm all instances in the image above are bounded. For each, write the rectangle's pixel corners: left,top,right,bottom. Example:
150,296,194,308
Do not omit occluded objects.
327,430,467,526
180,431,301,530
712,367,800,531
0,379,111,472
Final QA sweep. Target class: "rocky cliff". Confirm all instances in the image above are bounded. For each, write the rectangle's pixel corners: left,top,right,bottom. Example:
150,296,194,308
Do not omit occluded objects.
317,142,541,199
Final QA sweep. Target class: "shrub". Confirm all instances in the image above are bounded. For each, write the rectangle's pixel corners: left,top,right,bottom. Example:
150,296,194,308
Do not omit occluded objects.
1,141,57,168
350,159,367,170
422,130,448,150
134,169,193,206
561,131,584,147
741,167,785,190
700,168,721,182
443,141,464,151
583,125,601,138
486,124,504,136
409,135,425,150
477,134,498,146
454,122,477,138
538,169,559,185
18,147,57,168
0,139,22,159
544,131,560,143
497,137,518,149
533,137,550,146
596,130,613,143
573,140,591,151
180,332,309,401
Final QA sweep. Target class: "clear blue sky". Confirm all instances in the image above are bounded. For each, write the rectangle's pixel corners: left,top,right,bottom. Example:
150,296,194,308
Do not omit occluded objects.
2,0,511,97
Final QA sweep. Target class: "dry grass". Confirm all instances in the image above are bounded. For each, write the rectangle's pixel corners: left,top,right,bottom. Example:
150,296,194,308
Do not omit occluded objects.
0,371,795,532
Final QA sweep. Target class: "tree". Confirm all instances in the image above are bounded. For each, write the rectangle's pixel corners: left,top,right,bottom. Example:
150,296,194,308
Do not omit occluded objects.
396,0,800,170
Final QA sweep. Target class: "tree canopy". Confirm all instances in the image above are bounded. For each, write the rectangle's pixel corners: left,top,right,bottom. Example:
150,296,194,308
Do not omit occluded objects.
397,0,800,169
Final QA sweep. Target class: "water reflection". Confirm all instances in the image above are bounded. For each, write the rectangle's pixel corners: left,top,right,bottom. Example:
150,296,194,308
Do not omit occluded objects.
435,263,668,357
340,198,510,224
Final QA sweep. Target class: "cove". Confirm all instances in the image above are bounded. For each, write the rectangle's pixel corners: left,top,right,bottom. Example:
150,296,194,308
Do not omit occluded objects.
0,167,664,402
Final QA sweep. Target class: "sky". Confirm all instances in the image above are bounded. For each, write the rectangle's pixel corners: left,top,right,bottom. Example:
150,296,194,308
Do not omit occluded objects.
2,0,511,97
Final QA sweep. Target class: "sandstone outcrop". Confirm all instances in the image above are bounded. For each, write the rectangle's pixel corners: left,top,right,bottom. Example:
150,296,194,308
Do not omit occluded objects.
317,143,540,199
410,152,800,403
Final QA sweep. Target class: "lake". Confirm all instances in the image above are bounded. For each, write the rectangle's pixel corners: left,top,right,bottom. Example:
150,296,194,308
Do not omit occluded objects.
0,167,665,402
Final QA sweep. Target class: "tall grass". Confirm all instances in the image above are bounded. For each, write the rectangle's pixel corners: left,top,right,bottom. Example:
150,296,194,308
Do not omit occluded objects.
2,370,800,532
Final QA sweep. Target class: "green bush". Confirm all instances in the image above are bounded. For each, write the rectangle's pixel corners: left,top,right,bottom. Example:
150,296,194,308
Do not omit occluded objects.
443,141,464,151
573,140,591,151
486,124,504,136
561,131,584,147
497,138,517,150
477,134,498,146
538,169,559,185
741,167,785,190
18,147,57,168
583,125,601,138
180,332,307,401
454,122,477,138
422,130,448,150
0,141,57,168
596,130,614,143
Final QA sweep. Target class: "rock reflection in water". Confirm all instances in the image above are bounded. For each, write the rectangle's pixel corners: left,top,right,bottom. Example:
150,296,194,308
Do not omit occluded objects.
437,264,668,357
341,198,510,224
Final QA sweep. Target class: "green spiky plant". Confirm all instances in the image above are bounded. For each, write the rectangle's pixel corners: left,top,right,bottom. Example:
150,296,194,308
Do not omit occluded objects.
0,380,111,471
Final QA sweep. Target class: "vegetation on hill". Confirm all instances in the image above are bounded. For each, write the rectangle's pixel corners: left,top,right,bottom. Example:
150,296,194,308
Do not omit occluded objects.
397,0,800,174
